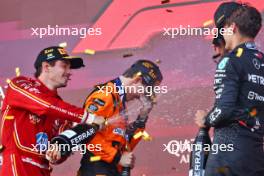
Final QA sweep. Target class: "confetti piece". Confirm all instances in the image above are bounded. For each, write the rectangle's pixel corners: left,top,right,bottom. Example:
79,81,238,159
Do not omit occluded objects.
142,131,152,141
133,131,143,139
15,67,20,77
217,166,229,174
59,42,67,48
166,9,173,13
142,131,149,137
136,72,142,77
142,135,152,141
0,145,5,152
105,119,109,126
90,156,101,162
124,143,131,152
123,53,133,58
161,0,170,4
155,59,161,64
84,49,96,55
203,20,213,27
6,79,11,84
250,108,257,117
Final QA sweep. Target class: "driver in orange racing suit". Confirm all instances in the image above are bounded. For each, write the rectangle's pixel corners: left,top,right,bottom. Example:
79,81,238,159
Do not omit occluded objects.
77,60,163,176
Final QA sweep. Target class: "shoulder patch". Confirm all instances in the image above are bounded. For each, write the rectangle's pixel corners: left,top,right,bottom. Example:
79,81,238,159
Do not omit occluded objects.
88,104,99,112
113,128,125,136
93,98,105,106
236,48,243,57
218,57,230,70
245,42,257,50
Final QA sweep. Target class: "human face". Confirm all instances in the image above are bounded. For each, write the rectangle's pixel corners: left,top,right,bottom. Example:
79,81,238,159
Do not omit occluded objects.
222,23,235,51
48,60,72,88
125,77,145,101
213,43,226,63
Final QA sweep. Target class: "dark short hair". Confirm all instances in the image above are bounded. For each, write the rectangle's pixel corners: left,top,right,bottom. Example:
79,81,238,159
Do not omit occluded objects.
226,4,262,38
34,60,57,78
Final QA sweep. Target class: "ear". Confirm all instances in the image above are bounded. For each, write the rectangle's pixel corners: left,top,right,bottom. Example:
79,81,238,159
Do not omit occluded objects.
230,23,237,33
41,62,50,73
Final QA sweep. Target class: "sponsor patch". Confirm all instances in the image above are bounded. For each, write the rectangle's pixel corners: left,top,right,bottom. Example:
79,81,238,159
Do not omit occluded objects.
36,132,48,152
61,130,77,139
218,57,229,70
236,48,243,57
252,58,261,70
88,104,98,112
93,98,105,106
29,114,41,124
245,42,257,50
113,128,125,136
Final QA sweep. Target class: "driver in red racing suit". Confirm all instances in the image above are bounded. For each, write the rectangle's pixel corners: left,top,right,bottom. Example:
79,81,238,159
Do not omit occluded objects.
0,46,104,176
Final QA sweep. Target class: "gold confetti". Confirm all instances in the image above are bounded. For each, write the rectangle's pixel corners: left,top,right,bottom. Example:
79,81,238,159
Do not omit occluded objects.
161,0,170,4
104,119,108,126
84,49,96,55
217,166,229,174
136,72,142,77
59,42,67,48
166,9,173,13
0,145,4,152
15,67,20,77
133,131,143,139
203,20,213,27
123,53,133,58
142,131,152,141
6,79,11,84
155,59,161,64
125,143,131,151
90,156,101,162
250,108,257,117
142,131,149,137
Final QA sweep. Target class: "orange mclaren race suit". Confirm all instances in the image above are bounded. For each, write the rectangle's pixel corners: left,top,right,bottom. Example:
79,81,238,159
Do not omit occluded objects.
0,76,92,176
78,77,145,176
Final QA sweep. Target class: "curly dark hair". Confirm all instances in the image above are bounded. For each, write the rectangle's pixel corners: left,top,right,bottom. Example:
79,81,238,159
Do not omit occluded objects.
226,4,262,38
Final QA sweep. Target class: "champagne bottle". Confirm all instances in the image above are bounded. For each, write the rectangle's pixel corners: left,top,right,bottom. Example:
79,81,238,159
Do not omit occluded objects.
189,127,211,176
50,123,98,157
121,134,131,176
121,167,131,176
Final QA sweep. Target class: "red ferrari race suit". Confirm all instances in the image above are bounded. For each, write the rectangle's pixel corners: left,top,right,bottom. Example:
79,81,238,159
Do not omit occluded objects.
0,76,89,176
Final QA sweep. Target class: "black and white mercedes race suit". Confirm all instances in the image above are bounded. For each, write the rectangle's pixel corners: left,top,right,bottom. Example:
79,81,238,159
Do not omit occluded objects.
204,42,264,176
